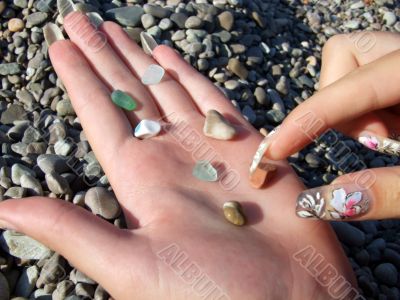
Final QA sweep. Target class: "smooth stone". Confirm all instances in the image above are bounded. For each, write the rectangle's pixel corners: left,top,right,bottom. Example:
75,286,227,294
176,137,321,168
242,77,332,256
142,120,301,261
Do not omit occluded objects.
56,99,75,116
4,187,26,199
223,201,245,226
143,4,170,18
8,18,24,32
45,171,70,194
159,18,173,30
15,265,39,297
228,58,248,80
141,14,155,29
75,283,94,298
37,154,69,174
26,12,48,28
185,16,203,29
106,6,144,27
52,280,74,300
331,222,366,247
134,120,161,139
36,0,56,12
43,23,65,47
141,65,165,85
192,161,218,182
94,285,108,300
0,230,52,260
1,104,27,124
170,12,188,29
203,110,236,140
111,90,137,111
20,174,43,196
374,263,398,286
383,11,397,26
37,253,66,286
11,163,36,185
84,187,121,219
0,272,9,300
242,105,256,124
140,32,158,55
254,87,269,106
22,126,41,144
217,11,234,31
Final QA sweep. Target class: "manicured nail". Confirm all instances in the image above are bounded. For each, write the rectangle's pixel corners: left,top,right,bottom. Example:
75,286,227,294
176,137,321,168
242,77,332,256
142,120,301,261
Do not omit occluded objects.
57,0,77,19
249,126,279,174
43,23,65,47
140,32,158,55
296,184,371,220
358,132,400,156
87,12,104,28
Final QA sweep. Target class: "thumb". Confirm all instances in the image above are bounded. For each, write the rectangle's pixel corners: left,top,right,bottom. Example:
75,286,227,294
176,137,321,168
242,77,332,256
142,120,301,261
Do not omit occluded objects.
295,167,400,221
0,197,133,296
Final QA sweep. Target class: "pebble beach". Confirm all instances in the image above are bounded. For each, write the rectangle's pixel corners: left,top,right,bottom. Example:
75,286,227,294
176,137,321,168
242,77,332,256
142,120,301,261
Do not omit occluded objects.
0,0,399,299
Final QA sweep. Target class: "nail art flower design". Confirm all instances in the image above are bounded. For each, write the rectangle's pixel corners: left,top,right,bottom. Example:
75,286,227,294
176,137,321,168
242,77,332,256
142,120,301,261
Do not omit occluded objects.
296,192,326,218
329,188,363,219
358,135,379,150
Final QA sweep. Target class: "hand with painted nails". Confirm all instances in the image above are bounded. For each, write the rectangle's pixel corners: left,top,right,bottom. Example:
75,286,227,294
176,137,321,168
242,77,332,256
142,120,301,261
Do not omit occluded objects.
0,8,360,300
261,32,400,221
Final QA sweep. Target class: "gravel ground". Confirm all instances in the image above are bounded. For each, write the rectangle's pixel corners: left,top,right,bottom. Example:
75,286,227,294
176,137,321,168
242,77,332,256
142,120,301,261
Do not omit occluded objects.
0,0,399,299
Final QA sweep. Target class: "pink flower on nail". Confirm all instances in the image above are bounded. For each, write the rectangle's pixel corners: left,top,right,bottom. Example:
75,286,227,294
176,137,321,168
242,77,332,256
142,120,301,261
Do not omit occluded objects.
358,135,379,150
329,188,362,219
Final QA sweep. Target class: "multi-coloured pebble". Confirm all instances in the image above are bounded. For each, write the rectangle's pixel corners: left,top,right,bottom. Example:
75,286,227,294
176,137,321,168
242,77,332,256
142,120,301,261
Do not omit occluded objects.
111,90,137,111
223,201,246,226
141,65,165,85
192,160,218,182
134,120,161,139
203,110,237,140
249,157,277,189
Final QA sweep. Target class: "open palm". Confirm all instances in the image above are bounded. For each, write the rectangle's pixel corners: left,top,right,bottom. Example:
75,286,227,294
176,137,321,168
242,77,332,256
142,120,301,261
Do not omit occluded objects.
0,13,356,300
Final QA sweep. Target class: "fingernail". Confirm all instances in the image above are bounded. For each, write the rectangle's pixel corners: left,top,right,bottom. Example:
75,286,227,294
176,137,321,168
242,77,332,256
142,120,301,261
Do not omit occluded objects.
87,12,103,29
57,0,77,19
249,126,280,174
140,32,158,55
358,132,400,156
296,184,371,220
43,23,65,47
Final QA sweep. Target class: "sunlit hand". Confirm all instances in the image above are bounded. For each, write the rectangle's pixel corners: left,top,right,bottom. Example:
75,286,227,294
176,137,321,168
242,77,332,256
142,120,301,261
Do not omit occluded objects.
0,13,356,300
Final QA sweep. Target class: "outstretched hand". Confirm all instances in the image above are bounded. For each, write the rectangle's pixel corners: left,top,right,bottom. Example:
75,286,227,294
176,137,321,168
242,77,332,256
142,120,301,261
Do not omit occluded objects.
0,13,356,299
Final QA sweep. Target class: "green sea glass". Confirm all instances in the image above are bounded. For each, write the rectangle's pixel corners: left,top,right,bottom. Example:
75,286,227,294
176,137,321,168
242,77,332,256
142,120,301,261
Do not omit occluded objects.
111,90,137,111
192,160,218,182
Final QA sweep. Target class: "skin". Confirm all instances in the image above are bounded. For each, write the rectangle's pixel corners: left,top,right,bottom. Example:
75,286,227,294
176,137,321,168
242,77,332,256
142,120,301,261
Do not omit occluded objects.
266,32,400,220
0,13,356,299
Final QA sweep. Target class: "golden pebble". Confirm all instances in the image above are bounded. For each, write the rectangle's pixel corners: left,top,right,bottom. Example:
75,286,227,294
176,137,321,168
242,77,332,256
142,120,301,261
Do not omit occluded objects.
223,201,246,226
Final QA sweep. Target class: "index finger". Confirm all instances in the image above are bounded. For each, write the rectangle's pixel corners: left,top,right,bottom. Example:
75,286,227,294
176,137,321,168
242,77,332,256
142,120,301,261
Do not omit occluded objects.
266,49,400,160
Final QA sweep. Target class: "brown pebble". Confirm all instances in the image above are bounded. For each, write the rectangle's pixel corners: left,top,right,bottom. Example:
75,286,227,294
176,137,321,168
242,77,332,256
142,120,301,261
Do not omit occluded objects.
249,157,277,189
223,201,246,226
8,18,24,32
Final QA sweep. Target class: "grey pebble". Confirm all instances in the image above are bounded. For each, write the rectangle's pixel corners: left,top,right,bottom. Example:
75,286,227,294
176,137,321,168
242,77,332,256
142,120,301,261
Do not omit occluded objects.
374,263,398,286
0,63,21,76
106,6,144,27
11,163,36,185
331,222,366,247
26,12,48,28
52,280,75,300
45,171,70,195
84,187,121,219
15,265,39,297
56,99,75,116
37,253,66,287
0,272,9,300
0,230,51,260
20,174,43,196
185,16,203,29
37,154,69,174
143,4,170,19
1,104,27,124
